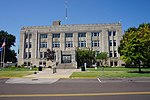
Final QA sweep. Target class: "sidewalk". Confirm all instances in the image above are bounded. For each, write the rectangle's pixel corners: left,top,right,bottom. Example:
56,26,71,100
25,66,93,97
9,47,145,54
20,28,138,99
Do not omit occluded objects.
6,68,80,84
25,68,80,78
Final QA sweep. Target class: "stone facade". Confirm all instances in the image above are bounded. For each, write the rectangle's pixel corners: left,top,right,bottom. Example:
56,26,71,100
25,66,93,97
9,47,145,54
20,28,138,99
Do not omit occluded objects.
18,20,123,68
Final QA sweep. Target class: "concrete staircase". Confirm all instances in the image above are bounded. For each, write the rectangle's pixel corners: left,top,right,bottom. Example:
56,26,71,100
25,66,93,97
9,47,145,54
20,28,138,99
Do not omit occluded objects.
56,63,76,69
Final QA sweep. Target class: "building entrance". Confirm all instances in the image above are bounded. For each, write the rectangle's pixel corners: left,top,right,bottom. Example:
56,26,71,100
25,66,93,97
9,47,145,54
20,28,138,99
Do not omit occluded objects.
61,55,71,63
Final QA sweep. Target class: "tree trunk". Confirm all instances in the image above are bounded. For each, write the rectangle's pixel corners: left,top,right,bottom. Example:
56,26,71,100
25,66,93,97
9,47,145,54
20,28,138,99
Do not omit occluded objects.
138,61,141,73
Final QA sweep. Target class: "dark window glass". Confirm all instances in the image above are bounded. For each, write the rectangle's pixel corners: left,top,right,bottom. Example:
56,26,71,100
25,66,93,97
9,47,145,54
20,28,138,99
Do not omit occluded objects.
40,52,43,59
114,51,117,57
110,62,113,66
53,41,60,47
78,41,86,47
114,40,116,46
40,42,47,48
66,41,73,47
109,51,112,57
114,61,118,66
29,52,31,58
40,34,47,38
65,33,73,38
92,32,99,37
109,40,112,46
92,40,99,47
108,31,111,36
113,31,116,36
53,34,60,38
78,33,86,37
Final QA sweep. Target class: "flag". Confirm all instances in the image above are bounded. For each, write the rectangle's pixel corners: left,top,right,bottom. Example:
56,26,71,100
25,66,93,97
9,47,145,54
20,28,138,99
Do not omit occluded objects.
0,47,3,52
1,39,6,47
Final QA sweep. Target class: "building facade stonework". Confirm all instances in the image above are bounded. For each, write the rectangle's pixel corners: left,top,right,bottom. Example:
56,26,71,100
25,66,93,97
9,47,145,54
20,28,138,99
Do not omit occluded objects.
18,21,123,68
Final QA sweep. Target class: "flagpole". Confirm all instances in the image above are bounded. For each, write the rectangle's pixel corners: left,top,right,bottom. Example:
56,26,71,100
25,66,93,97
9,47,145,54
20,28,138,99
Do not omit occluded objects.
2,46,5,68
0,51,2,67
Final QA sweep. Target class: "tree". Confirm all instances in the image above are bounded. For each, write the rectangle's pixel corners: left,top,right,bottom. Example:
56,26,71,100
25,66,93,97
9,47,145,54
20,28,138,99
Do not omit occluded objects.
0,30,17,63
96,52,108,67
76,48,95,68
46,49,55,61
118,23,150,72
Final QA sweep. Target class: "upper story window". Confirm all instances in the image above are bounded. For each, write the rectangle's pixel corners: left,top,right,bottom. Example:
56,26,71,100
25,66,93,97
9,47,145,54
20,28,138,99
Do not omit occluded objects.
66,41,73,47
25,42,32,48
108,31,111,36
53,41,60,48
114,40,116,46
109,40,112,46
53,33,60,38
40,34,47,38
113,31,116,36
40,52,43,59
114,51,117,57
92,32,99,37
92,40,99,47
40,42,47,48
24,52,27,59
65,33,73,38
109,51,112,57
78,33,86,37
28,52,31,58
78,41,86,47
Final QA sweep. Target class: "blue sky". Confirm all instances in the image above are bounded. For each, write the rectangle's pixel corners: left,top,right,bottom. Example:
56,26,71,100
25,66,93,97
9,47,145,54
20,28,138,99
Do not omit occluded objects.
0,0,150,54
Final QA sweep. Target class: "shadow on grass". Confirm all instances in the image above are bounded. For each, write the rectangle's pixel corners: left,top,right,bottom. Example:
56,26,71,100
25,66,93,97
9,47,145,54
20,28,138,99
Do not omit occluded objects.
128,71,150,74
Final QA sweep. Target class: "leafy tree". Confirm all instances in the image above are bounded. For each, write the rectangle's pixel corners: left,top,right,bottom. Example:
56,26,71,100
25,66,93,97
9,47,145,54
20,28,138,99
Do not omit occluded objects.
118,23,150,72
0,30,17,63
76,48,95,68
96,52,108,67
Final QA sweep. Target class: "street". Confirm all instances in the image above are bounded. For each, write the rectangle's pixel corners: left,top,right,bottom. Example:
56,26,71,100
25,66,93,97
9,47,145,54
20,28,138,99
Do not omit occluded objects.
0,78,150,100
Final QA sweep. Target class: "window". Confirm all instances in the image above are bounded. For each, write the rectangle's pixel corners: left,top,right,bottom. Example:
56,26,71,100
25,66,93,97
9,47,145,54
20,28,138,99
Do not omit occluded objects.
40,42,47,48
66,41,73,47
40,34,47,38
29,34,32,38
92,40,99,47
108,31,111,36
78,41,86,47
24,62,27,66
109,40,112,46
27,62,31,66
44,52,47,58
65,33,73,38
25,42,28,48
110,62,113,66
53,33,60,38
39,62,42,65
92,32,99,37
25,42,32,48
40,52,43,59
114,61,118,66
53,41,60,47
114,51,117,57
113,31,116,36
114,40,116,46
29,52,31,58
78,33,86,37
24,52,27,59
109,51,112,57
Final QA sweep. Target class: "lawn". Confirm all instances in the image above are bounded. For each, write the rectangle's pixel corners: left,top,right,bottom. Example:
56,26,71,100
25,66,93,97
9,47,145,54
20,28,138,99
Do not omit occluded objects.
70,67,150,78
0,67,37,78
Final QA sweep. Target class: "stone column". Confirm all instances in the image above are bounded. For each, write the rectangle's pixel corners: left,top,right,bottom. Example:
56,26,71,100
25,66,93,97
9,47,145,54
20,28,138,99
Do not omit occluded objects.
60,33,65,51
86,32,91,49
48,33,52,50
18,30,26,65
73,32,78,48
101,28,109,53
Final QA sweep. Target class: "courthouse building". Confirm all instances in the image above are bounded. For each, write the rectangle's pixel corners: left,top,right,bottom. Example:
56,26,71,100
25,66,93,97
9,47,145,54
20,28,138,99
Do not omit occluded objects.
18,20,123,68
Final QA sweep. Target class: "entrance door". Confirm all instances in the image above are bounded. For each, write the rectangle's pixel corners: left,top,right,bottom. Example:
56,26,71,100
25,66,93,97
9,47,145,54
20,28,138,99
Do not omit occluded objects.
62,55,71,63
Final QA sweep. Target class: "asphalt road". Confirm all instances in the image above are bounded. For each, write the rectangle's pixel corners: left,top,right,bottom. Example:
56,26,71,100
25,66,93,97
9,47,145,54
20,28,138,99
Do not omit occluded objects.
0,78,150,100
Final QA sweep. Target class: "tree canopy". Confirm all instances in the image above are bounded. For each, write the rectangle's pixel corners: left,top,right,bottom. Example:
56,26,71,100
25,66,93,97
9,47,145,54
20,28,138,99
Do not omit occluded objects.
96,52,108,66
0,30,17,63
76,48,95,68
118,23,150,72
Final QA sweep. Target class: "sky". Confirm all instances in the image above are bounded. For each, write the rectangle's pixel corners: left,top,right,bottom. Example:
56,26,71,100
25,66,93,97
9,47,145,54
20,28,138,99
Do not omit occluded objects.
0,0,150,55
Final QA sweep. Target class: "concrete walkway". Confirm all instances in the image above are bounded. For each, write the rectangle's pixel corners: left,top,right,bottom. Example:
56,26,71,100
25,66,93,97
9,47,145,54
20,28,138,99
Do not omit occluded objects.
6,68,80,84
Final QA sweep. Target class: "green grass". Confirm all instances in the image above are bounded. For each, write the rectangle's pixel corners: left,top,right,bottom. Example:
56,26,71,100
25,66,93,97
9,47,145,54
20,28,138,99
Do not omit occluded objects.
0,71,33,78
70,67,150,78
0,67,38,78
